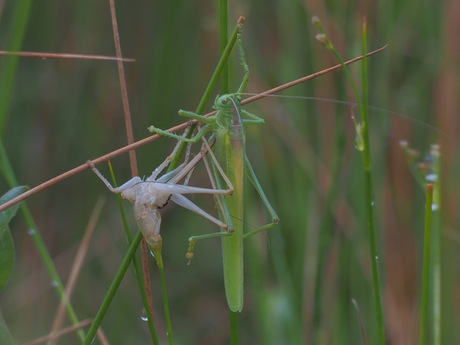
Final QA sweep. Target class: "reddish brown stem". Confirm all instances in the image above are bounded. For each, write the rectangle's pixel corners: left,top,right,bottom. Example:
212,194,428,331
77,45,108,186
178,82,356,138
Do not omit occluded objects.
108,0,153,330
0,45,387,212
109,0,138,176
0,50,135,61
23,319,94,345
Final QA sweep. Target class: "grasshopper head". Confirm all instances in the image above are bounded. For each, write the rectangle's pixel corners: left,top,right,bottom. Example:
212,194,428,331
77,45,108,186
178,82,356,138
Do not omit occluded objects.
213,94,241,110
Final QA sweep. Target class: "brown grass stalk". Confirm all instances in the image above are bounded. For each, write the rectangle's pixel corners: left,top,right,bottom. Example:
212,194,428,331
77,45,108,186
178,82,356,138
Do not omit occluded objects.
0,45,386,213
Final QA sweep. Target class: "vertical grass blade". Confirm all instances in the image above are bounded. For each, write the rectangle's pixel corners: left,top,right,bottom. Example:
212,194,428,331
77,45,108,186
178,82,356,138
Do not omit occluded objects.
430,145,441,345
419,184,433,345
0,0,33,133
168,17,245,170
360,21,385,345
83,231,143,345
147,237,174,345
107,164,159,344
229,310,239,345
313,17,385,344
0,141,86,342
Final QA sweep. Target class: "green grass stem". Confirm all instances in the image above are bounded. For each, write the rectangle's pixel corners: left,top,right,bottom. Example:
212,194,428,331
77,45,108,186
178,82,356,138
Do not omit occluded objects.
218,2,241,342
0,140,86,343
360,25,384,344
401,143,442,344
0,0,33,133
83,231,143,345
168,17,245,171
313,17,385,344
430,145,441,345
219,0,228,94
229,310,239,345
158,261,174,345
419,183,433,345
108,163,159,344
146,235,174,344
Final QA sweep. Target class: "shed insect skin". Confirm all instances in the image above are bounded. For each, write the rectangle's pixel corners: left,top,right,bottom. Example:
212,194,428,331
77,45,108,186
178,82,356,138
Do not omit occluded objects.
87,138,233,249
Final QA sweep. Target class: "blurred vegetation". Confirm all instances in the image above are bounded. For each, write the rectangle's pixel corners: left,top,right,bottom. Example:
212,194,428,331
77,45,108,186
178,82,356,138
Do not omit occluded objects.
0,0,458,344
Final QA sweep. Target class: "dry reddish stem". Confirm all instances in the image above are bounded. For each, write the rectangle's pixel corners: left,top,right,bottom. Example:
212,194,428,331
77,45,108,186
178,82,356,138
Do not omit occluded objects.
0,45,387,213
0,50,135,61
108,0,154,327
109,0,138,176
46,198,105,345
23,319,93,345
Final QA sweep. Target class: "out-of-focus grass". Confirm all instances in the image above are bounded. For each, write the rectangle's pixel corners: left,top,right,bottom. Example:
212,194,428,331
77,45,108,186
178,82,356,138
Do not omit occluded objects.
0,1,458,344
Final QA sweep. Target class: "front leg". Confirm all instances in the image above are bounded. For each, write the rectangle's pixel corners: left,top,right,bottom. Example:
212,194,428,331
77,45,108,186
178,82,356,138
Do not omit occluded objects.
148,123,212,143
87,160,142,194
149,138,192,181
178,109,216,123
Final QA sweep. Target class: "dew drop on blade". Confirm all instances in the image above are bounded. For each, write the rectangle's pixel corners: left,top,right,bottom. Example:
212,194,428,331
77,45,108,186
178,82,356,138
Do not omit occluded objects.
426,173,437,182
140,308,148,322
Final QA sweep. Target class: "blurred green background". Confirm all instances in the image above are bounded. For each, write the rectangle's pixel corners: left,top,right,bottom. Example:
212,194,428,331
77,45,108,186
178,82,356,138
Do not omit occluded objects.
0,0,458,344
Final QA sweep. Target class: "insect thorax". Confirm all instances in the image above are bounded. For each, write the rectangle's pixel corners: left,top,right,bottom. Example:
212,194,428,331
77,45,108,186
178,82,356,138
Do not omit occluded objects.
121,182,171,208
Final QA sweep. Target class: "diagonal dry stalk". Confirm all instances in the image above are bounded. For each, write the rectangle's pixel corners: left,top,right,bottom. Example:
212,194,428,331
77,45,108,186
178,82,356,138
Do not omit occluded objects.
0,50,135,62
46,197,105,345
22,319,102,345
106,0,155,330
0,45,386,213
108,0,137,174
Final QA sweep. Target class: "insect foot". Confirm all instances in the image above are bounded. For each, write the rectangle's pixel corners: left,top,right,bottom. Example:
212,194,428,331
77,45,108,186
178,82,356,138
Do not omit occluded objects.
186,239,196,265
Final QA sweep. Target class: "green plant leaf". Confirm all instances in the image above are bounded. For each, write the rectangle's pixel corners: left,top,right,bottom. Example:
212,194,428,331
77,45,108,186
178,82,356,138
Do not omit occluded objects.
0,186,28,290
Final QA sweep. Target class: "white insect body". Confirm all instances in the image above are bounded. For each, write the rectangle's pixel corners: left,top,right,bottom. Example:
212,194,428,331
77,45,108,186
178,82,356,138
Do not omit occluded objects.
87,139,233,248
